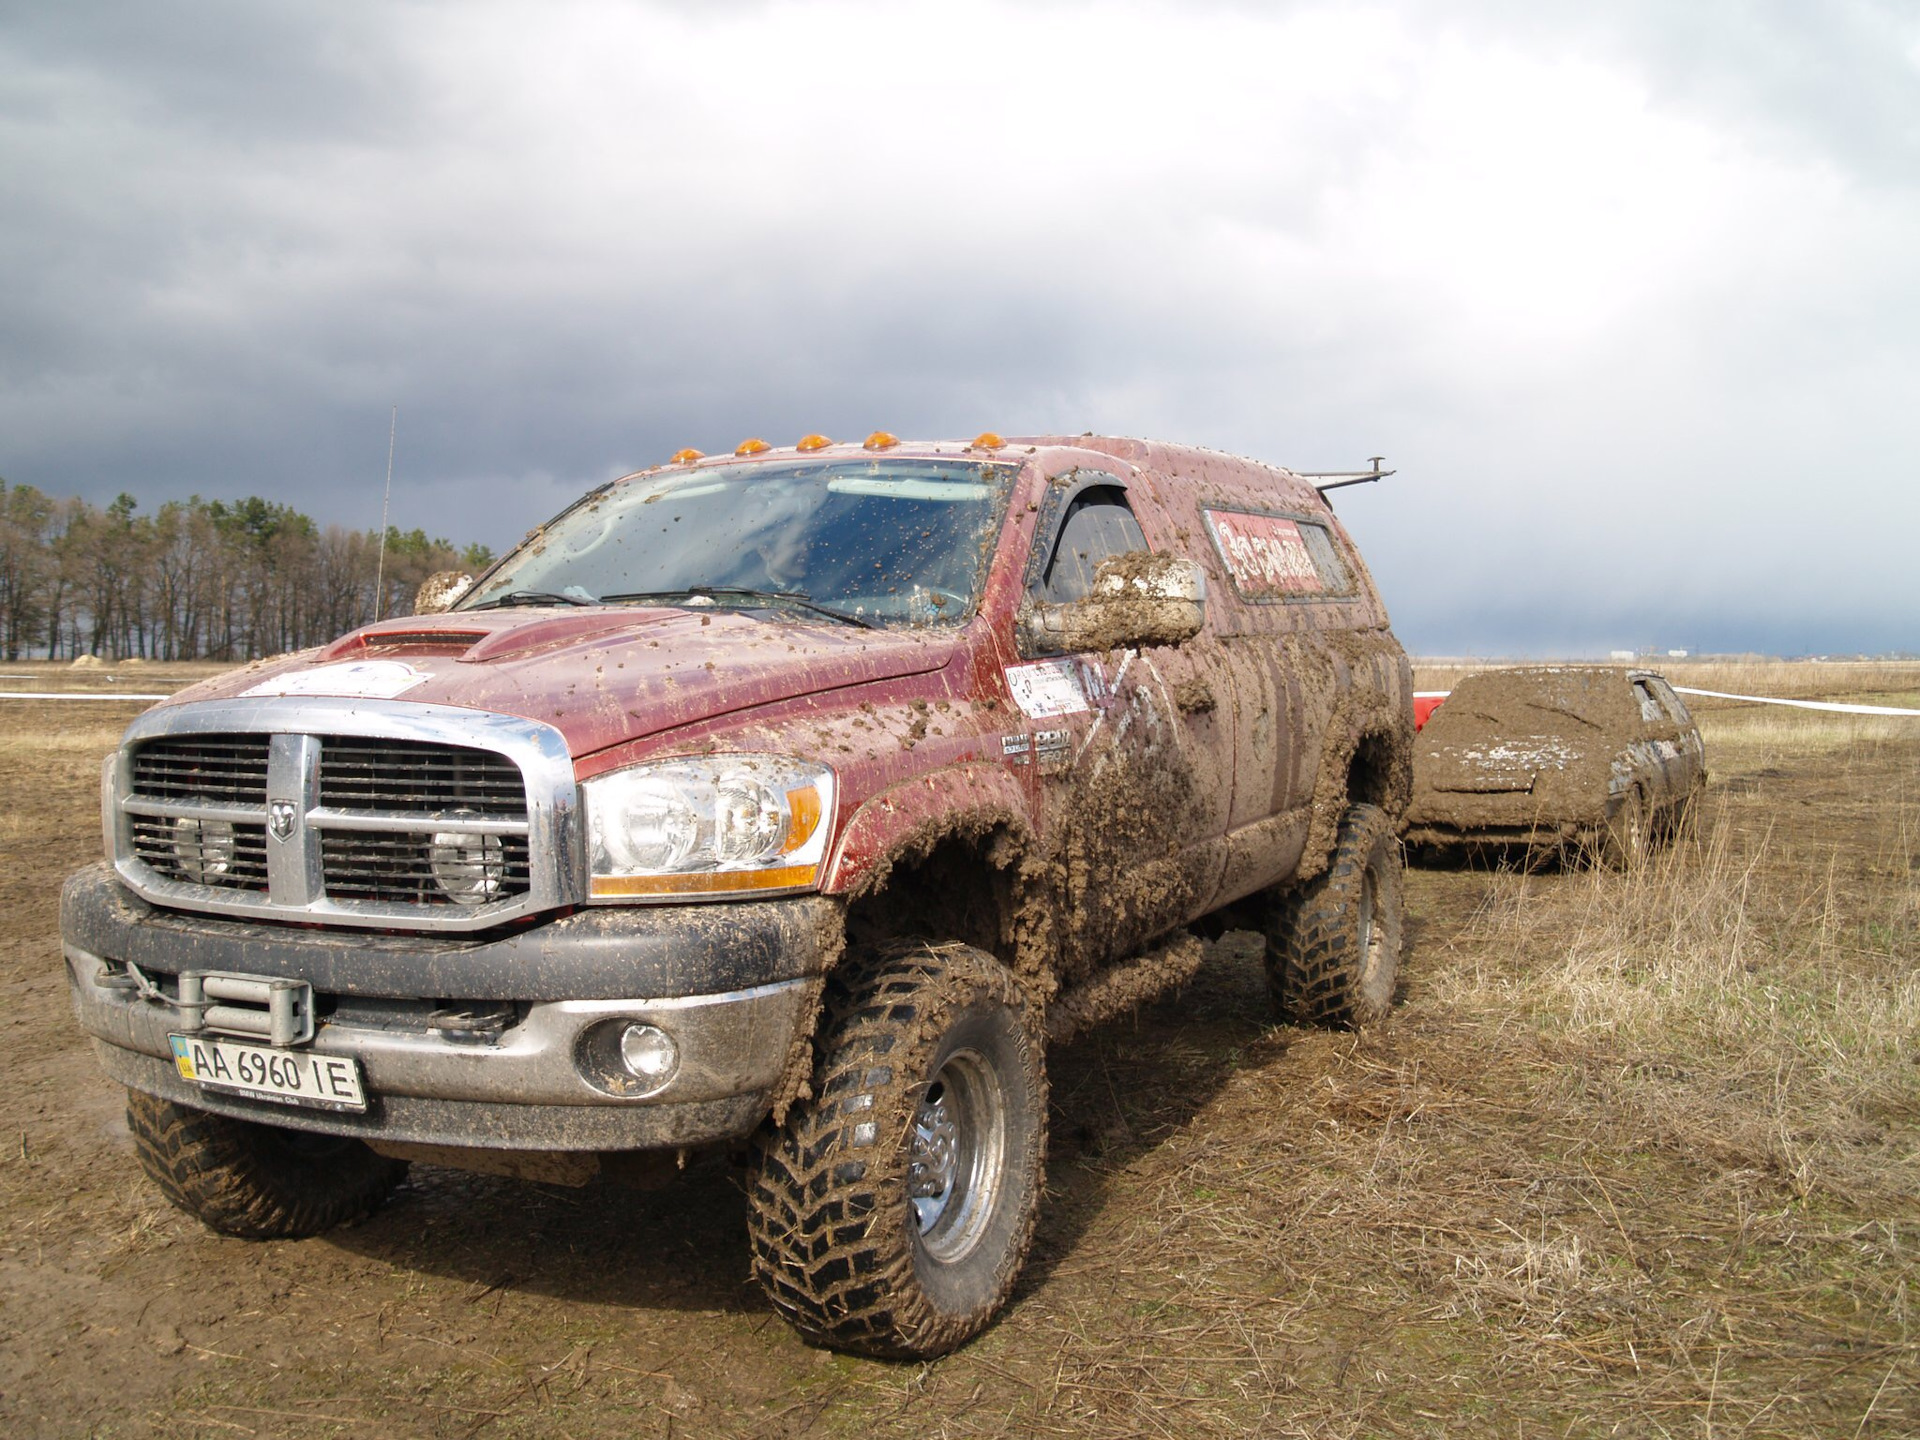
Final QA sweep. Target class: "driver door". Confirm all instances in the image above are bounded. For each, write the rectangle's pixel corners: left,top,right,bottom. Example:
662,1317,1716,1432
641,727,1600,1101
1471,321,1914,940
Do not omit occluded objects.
1009,469,1233,981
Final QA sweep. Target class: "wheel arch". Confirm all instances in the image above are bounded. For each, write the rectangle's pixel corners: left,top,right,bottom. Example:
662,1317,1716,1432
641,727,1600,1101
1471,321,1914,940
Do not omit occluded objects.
823,763,1033,984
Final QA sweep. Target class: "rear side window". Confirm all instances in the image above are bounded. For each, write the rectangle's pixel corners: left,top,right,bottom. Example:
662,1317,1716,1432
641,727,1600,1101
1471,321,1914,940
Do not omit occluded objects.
1034,487,1150,604
1202,509,1352,601
1649,677,1693,725
1631,680,1665,724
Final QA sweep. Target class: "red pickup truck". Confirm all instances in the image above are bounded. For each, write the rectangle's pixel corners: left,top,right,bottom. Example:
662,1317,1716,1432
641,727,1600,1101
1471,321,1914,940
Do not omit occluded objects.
63,432,1412,1357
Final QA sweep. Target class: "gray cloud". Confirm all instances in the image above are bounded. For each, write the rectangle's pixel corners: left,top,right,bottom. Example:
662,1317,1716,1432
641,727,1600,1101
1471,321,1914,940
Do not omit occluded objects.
2,1,1916,655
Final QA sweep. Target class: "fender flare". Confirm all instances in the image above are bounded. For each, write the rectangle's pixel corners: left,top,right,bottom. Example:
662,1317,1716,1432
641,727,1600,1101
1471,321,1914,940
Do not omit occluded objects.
822,762,1032,896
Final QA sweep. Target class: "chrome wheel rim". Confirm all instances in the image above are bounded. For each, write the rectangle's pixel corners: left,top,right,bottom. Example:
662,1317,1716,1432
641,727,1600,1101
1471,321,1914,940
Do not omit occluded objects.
1355,869,1386,989
908,1047,1006,1264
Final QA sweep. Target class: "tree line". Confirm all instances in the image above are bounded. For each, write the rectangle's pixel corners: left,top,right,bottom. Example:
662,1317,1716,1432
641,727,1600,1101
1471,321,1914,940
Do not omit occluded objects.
0,480,493,662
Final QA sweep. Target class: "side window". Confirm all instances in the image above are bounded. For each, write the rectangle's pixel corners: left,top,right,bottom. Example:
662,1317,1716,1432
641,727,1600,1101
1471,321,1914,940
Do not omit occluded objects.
1203,509,1354,600
1631,680,1665,725
1650,678,1692,726
1034,486,1149,604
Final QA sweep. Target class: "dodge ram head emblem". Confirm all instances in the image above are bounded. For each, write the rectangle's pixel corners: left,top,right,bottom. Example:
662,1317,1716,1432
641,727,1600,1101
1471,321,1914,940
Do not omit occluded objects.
268,800,297,841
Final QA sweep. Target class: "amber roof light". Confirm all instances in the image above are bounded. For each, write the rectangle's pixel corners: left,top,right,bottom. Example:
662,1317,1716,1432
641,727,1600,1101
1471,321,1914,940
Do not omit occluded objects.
863,431,900,451
735,437,771,456
796,433,833,452
970,431,1005,450
670,448,703,465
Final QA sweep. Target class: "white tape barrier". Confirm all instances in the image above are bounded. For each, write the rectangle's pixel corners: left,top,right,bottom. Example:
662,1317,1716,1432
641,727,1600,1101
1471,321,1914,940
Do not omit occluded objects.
1669,686,1920,717
1415,686,1920,718
0,691,173,701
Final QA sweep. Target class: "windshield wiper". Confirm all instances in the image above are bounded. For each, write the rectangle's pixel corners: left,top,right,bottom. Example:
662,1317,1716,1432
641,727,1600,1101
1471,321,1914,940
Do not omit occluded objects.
600,587,878,629
467,590,592,609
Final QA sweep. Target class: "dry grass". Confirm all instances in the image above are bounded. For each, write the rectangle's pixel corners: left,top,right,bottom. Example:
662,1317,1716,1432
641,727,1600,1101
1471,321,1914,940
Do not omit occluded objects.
1415,658,1920,709
825,701,1920,1437
3,673,1915,1438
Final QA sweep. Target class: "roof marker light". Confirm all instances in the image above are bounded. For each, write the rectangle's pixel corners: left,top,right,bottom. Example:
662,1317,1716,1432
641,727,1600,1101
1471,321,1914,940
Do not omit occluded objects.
970,431,1005,450
796,434,833,452
735,437,771,456
863,431,900,451
670,448,703,465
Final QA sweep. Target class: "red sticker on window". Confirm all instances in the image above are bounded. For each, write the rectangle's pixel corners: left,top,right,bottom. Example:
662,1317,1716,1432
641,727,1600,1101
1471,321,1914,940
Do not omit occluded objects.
1205,511,1324,597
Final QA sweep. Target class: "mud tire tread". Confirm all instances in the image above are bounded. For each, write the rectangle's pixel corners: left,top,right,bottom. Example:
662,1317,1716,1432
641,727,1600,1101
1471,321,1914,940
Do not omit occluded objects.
126,1090,406,1240
745,942,1046,1360
1267,802,1404,1029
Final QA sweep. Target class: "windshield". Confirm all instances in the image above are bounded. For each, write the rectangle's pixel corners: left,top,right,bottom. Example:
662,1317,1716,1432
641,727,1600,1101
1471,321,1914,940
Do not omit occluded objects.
460,458,1018,626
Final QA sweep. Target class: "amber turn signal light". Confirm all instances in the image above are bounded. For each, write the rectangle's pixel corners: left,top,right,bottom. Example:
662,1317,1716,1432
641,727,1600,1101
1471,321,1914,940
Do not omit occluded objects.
796,434,833,452
735,438,771,456
863,431,900,451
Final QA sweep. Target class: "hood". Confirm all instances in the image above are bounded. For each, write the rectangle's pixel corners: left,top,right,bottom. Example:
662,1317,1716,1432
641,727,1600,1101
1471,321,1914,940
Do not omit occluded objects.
165,606,959,758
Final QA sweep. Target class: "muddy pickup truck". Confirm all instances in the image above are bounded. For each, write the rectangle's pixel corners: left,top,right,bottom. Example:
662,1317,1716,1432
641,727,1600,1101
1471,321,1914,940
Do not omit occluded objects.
63,432,1412,1357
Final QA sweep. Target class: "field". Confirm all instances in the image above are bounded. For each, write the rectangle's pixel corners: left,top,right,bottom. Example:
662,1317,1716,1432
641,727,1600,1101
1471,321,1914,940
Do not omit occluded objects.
2,659,1916,1437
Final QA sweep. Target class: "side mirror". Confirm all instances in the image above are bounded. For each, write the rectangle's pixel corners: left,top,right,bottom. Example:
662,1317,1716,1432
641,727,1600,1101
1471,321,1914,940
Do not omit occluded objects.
414,571,474,615
1019,554,1207,655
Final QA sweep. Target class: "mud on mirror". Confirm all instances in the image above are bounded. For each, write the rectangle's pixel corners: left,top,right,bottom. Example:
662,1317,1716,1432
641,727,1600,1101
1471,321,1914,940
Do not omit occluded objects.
1019,554,1206,655
414,571,474,614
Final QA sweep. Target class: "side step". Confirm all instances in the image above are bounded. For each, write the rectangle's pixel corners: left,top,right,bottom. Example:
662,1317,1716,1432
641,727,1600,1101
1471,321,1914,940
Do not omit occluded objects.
1045,932,1206,1044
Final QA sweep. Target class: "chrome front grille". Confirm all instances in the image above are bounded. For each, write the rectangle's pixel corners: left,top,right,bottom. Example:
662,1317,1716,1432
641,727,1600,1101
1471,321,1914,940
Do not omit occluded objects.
319,737,526,815
319,829,533,904
132,736,270,803
110,699,583,931
129,815,272,891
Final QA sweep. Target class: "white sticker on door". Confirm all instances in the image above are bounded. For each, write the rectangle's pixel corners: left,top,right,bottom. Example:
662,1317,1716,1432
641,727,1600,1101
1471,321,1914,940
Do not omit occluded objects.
1005,659,1089,719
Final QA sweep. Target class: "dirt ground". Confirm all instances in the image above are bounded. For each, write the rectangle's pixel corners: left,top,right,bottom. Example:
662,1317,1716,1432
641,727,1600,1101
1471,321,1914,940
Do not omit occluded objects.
2,661,1916,1438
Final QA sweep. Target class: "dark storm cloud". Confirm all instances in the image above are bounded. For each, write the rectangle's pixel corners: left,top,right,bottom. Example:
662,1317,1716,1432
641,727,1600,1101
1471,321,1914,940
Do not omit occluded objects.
1,1,1916,655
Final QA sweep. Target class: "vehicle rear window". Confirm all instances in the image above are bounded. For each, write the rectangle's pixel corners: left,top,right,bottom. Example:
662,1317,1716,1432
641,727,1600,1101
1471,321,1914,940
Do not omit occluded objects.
1202,509,1352,601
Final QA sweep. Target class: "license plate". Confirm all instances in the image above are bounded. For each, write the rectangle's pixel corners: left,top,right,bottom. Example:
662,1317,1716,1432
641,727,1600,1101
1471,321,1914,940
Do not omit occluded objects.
168,1034,367,1113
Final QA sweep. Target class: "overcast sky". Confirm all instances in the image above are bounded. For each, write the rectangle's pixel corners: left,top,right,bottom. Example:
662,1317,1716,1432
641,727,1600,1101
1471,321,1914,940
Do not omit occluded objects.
3,0,1917,656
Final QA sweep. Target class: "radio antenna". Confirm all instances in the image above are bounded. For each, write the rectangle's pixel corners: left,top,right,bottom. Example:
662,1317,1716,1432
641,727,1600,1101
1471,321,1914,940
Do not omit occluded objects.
373,405,396,621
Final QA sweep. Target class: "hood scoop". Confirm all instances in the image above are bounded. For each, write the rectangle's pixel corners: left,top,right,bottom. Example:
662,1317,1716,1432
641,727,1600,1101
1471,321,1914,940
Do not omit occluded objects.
320,628,487,660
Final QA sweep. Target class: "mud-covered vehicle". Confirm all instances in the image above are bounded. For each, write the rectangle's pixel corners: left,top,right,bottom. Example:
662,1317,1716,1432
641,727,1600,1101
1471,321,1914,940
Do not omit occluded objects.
63,432,1412,1357
1404,666,1705,867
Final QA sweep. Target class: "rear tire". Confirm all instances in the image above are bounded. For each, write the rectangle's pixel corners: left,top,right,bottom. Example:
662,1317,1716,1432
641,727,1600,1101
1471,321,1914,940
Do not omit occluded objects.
1602,786,1648,870
1267,802,1404,1027
127,1090,407,1240
1666,777,1705,841
746,942,1047,1359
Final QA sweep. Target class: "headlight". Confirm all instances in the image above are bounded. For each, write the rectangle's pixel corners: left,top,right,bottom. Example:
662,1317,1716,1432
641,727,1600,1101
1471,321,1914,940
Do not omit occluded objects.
584,756,835,900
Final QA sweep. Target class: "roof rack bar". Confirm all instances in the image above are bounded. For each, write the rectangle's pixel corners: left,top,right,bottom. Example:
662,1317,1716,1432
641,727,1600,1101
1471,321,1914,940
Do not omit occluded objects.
1298,456,1395,493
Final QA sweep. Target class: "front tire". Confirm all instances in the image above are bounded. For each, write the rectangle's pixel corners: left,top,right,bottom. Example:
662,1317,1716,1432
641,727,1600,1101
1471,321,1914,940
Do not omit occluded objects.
127,1090,407,1240
1266,802,1405,1028
746,942,1047,1359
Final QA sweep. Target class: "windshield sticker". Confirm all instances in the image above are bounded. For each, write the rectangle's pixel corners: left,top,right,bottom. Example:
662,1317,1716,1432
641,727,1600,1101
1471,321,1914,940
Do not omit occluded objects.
1204,510,1324,598
241,660,430,700
1006,659,1090,719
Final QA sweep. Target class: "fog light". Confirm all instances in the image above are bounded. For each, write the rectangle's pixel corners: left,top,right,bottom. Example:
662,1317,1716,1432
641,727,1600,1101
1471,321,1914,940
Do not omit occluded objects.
429,827,506,905
619,1023,679,1083
172,815,235,883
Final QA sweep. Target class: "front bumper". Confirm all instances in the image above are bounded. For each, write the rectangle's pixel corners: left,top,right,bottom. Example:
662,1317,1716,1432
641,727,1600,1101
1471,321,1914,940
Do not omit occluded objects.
63,864,836,1151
